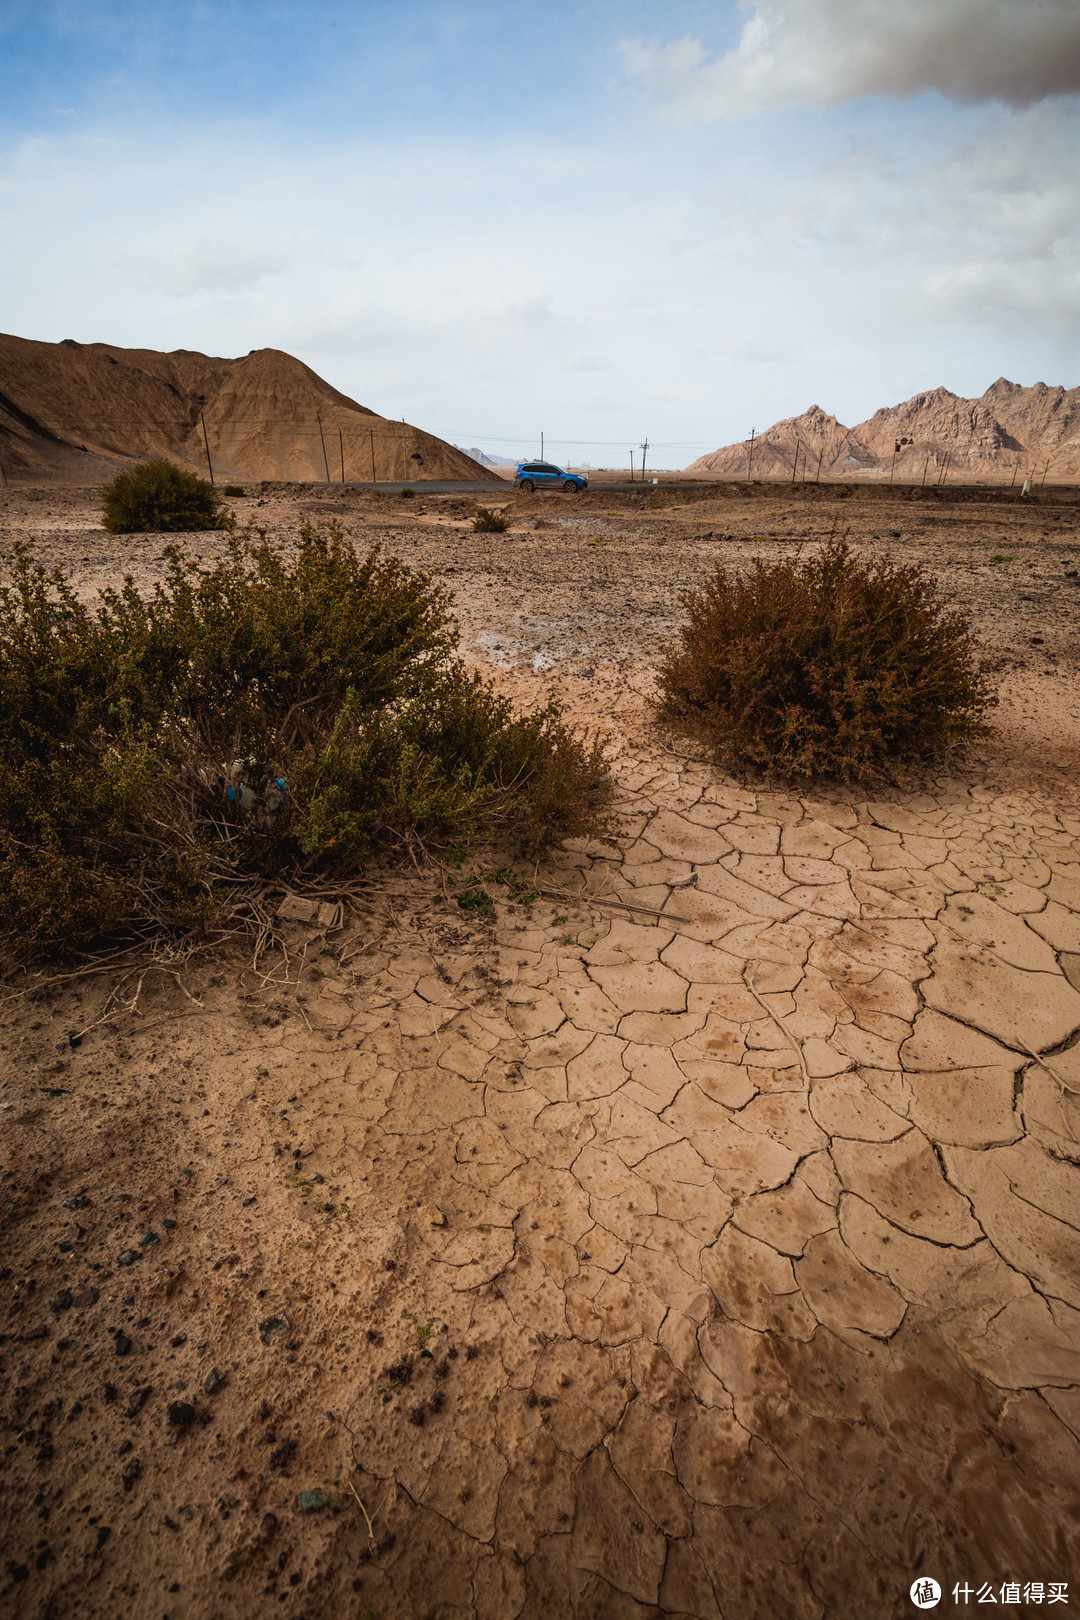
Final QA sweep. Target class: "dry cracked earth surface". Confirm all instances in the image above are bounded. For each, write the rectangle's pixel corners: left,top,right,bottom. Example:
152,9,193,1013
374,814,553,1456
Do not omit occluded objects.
1,480,1079,1620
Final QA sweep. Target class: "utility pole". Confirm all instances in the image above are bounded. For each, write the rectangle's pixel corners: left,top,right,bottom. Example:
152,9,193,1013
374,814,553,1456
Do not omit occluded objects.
401,420,407,482
816,446,824,483
369,429,377,487
939,452,951,487
791,440,800,484
339,429,345,484
640,439,649,482
1040,458,1050,486
1010,458,1019,487
921,452,931,487
200,412,215,485
746,428,756,481
889,439,899,485
317,413,331,483
629,450,635,482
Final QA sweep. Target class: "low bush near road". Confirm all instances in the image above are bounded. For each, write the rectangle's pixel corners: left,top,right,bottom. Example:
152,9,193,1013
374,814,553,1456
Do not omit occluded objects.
101,458,234,534
0,525,609,955
655,540,994,780
473,508,510,533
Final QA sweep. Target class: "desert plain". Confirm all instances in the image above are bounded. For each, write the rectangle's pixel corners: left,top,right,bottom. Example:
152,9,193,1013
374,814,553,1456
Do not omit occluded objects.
1,476,1079,1620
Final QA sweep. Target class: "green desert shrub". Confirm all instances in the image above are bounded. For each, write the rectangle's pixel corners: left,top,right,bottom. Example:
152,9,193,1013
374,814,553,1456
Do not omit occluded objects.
0,525,609,955
655,540,994,780
473,507,510,533
222,484,245,497
101,458,234,534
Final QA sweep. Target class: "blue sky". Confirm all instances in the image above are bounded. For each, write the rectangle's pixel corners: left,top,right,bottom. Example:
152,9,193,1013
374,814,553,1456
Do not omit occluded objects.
2,0,1077,466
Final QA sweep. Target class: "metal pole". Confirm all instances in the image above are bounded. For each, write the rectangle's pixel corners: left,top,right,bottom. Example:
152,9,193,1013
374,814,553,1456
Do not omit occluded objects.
816,446,823,483
1040,459,1050,486
401,419,407,482
200,412,215,485
791,440,800,484
339,429,345,484
746,429,755,481
317,413,331,483
889,440,898,485
640,439,649,481
369,429,377,486
921,452,930,487
629,450,635,482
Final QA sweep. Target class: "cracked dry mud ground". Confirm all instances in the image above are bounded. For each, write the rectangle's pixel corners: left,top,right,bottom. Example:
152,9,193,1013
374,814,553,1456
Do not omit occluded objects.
1,483,1079,1620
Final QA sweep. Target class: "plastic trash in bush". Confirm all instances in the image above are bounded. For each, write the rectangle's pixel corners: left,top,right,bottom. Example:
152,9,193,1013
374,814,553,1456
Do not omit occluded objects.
221,758,288,816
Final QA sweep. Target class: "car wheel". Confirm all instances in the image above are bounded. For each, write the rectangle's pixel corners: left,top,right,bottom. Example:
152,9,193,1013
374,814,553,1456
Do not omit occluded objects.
563,480,578,493
519,479,534,493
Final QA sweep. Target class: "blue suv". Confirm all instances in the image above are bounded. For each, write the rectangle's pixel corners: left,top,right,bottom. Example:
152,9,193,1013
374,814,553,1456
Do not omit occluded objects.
515,461,588,493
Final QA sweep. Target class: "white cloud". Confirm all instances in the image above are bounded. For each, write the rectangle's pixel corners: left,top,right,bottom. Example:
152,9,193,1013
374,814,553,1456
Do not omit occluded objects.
621,0,1080,117
795,104,1080,342
148,233,312,296
0,105,1074,461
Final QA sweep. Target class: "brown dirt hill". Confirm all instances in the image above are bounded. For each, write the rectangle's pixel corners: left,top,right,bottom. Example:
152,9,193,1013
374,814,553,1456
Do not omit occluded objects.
687,379,1080,481
687,404,877,480
0,334,499,484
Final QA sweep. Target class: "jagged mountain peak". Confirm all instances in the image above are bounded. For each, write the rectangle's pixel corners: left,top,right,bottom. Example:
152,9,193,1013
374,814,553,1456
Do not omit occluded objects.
687,378,1079,478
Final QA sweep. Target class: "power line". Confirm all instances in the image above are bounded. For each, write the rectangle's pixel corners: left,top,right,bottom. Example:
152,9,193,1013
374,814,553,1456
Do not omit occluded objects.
0,419,727,448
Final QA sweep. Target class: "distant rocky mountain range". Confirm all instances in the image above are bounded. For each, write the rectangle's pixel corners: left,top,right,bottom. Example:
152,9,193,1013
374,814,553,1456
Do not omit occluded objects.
454,447,597,472
0,334,500,484
687,380,1080,481
454,445,517,468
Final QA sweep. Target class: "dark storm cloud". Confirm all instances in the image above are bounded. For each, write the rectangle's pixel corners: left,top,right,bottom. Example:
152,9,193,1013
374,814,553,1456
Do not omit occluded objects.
621,0,1080,115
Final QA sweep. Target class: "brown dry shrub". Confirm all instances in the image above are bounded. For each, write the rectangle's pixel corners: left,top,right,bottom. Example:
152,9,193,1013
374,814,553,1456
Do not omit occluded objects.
473,508,510,533
655,540,995,780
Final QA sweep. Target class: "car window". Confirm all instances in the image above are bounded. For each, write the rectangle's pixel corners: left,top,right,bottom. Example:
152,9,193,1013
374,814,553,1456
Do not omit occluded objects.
539,464,559,474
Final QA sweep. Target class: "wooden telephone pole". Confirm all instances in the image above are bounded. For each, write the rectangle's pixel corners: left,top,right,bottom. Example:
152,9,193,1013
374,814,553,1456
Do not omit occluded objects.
200,413,215,485
317,413,331,483
746,429,756,481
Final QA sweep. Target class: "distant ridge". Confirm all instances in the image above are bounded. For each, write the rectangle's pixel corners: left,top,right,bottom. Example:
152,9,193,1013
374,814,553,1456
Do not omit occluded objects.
0,334,500,484
454,444,518,468
688,380,1080,480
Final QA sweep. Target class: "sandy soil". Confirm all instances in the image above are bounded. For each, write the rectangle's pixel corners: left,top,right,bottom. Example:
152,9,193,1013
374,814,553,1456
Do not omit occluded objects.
1,482,1079,1620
